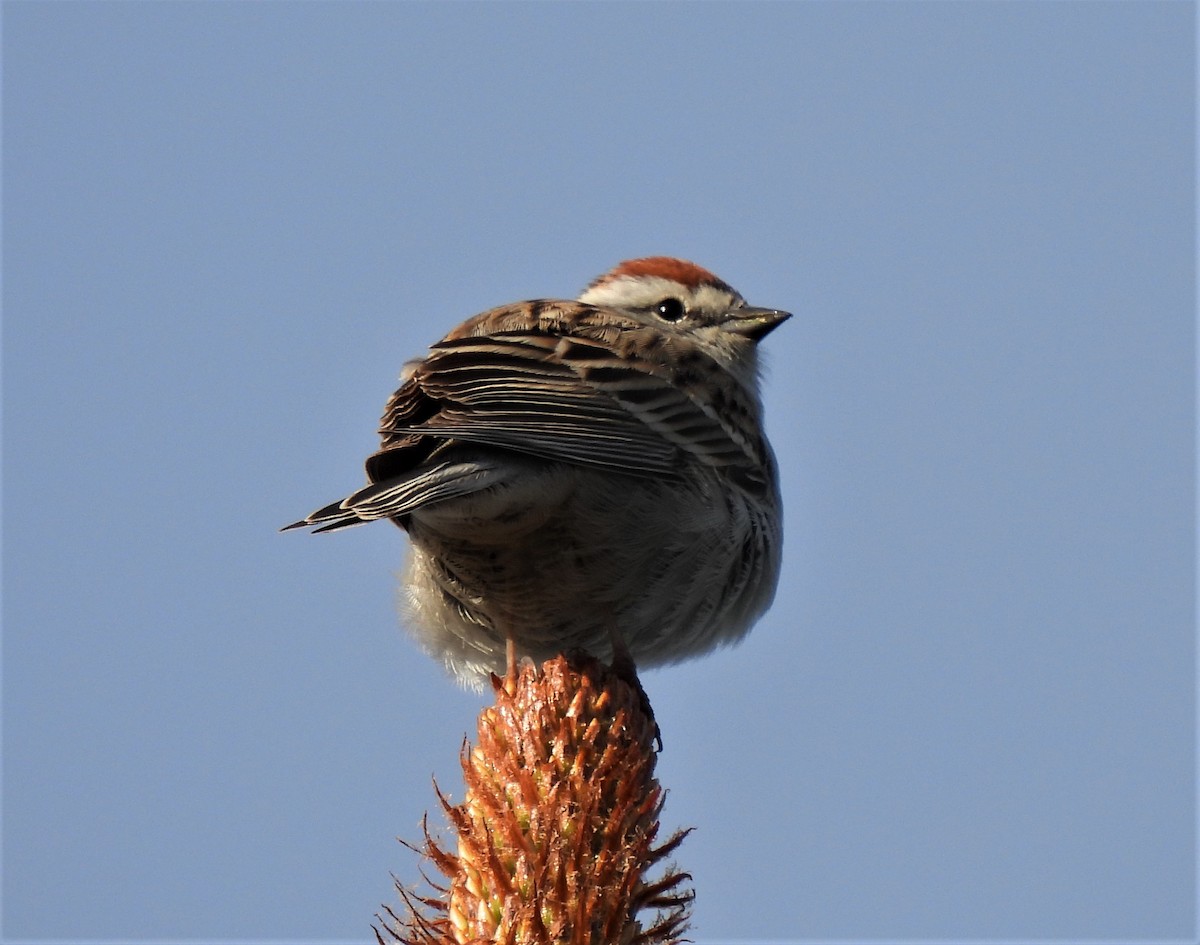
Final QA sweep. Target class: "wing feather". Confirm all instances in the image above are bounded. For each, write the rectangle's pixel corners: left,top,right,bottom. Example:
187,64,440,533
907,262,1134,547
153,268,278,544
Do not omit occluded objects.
372,301,763,480
286,299,768,532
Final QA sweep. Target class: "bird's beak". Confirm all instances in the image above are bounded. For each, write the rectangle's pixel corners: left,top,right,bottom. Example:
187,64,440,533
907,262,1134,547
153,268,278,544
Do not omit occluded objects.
725,306,792,341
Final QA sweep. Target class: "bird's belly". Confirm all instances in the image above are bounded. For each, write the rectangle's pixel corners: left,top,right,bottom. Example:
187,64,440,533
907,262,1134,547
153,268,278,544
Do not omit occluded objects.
399,466,775,685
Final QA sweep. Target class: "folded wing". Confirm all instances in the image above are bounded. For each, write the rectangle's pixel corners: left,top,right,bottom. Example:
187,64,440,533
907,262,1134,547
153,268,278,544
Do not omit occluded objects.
286,300,765,532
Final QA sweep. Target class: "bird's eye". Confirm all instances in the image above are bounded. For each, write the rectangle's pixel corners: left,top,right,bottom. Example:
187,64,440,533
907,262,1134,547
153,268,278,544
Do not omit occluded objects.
654,298,686,322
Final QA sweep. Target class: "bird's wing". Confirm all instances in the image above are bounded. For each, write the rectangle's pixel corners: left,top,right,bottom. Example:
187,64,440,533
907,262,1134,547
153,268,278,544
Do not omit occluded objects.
283,300,768,532
377,300,763,478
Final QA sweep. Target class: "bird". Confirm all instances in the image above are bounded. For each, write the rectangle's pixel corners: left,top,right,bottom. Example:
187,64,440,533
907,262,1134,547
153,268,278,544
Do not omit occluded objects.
284,256,790,689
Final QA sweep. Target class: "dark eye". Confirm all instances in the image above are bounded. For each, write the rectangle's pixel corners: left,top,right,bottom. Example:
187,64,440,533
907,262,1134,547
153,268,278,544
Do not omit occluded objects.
654,298,686,322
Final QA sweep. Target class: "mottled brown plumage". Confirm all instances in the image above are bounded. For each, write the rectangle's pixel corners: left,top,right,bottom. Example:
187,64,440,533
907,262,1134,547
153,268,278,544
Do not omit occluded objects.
286,258,789,684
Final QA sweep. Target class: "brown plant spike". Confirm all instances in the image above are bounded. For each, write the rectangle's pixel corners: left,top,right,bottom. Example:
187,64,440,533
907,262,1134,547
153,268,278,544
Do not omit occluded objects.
377,654,694,945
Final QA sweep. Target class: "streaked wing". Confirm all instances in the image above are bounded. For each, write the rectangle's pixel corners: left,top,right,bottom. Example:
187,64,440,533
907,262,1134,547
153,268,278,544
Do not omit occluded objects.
376,300,763,478
284,298,770,533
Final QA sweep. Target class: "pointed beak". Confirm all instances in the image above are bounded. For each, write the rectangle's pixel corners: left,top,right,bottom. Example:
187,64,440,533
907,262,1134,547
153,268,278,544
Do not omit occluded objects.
725,306,792,341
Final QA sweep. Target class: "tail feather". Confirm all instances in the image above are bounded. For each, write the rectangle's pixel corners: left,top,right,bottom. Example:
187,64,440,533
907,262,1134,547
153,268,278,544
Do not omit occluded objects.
282,459,508,535
280,497,368,533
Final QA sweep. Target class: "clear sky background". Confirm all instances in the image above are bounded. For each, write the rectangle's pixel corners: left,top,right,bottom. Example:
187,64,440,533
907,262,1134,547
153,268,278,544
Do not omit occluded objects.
3,3,1194,943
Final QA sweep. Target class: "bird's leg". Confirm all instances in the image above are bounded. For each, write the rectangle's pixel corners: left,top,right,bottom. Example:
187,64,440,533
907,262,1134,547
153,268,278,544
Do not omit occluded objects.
607,623,662,752
490,618,519,697
506,635,518,683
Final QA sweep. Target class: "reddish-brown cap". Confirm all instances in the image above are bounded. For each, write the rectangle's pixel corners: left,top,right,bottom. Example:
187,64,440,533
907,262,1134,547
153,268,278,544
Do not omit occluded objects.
588,256,737,295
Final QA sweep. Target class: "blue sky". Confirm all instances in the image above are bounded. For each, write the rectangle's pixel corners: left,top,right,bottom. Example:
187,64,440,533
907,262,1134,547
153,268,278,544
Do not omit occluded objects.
3,3,1194,942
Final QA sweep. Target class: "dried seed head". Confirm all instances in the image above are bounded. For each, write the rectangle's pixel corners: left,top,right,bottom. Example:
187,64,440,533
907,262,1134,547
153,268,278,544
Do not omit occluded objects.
378,654,693,945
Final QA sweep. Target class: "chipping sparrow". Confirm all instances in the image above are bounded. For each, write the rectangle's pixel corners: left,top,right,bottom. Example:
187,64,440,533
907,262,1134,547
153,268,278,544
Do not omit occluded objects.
285,257,790,687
